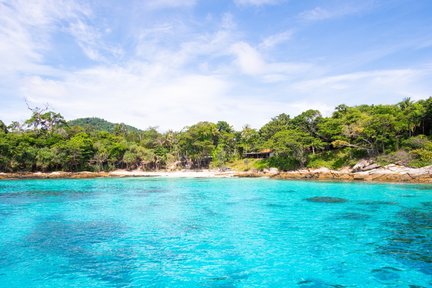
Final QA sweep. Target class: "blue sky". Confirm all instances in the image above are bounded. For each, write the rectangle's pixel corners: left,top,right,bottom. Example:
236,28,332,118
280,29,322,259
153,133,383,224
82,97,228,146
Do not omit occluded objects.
1,0,431,130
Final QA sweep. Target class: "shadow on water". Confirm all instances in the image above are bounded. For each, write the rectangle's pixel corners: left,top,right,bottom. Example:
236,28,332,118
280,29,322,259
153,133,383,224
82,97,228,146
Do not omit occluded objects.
379,206,432,276
22,217,136,287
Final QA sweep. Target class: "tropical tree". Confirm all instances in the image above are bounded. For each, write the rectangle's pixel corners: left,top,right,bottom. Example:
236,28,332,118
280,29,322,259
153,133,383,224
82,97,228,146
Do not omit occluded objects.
259,113,291,141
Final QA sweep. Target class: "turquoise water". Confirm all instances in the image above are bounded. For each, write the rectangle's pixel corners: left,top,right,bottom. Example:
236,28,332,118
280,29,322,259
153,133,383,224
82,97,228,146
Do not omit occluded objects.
0,178,431,287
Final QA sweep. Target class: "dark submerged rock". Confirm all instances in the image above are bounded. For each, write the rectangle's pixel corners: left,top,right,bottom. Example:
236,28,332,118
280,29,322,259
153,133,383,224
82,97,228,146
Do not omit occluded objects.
379,207,432,275
358,200,397,206
297,278,347,287
371,266,401,282
305,196,348,203
337,212,371,220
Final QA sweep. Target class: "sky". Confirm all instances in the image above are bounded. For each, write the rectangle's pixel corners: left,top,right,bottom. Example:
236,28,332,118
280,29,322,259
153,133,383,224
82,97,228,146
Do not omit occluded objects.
1,0,432,130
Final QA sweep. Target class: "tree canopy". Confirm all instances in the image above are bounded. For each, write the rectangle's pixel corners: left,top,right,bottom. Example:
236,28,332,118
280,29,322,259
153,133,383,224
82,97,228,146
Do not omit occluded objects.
1,97,432,172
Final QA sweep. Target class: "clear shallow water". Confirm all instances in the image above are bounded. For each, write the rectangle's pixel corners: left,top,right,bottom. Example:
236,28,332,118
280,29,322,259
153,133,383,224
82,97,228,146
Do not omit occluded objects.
0,178,431,288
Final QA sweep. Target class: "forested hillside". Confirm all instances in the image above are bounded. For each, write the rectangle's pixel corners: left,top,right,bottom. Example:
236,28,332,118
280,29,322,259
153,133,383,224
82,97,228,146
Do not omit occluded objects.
68,118,141,134
1,97,432,172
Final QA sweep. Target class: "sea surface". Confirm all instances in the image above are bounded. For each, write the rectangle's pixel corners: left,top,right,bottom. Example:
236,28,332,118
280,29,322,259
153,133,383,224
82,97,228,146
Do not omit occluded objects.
0,177,431,287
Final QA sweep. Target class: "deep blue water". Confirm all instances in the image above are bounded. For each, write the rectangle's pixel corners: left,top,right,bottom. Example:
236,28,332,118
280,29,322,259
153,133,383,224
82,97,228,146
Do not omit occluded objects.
0,178,431,287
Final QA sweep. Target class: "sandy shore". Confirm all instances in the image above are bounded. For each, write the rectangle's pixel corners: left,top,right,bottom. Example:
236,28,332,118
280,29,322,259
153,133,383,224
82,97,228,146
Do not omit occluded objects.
108,169,236,178
0,169,236,180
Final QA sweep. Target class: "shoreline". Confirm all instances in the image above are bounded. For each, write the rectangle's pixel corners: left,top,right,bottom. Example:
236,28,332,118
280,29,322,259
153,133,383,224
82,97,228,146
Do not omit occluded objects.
0,169,237,180
237,164,432,184
0,164,431,184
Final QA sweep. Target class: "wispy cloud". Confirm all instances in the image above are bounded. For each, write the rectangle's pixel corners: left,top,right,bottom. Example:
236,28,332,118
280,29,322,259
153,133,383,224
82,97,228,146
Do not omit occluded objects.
260,30,293,49
299,7,333,21
69,20,123,62
292,68,432,104
1,0,431,130
133,12,240,74
0,0,87,73
299,2,375,22
230,41,314,82
19,64,336,130
234,0,281,7
144,0,196,10
230,42,265,75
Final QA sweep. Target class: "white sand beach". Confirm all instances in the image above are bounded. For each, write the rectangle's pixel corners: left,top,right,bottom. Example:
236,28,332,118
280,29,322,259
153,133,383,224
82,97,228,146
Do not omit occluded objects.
108,169,236,178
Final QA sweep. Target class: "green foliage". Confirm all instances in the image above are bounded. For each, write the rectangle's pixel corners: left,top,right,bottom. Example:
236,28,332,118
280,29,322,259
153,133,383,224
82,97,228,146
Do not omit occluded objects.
399,135,432,167
226,158,268,171
307,149,355,170
377,150,413,167
55,132,94,171
178,122,219,168
265,129,325,169
68,117,140,134
259,113,291,141
3,97,432,173
0,120,8,134
409,149,432,167
238,125,261,155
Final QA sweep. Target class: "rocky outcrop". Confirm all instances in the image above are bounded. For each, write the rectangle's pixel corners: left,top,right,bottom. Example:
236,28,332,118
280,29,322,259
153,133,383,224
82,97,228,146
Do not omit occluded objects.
271,164,432,183
351,159,381,172
235,168,279,178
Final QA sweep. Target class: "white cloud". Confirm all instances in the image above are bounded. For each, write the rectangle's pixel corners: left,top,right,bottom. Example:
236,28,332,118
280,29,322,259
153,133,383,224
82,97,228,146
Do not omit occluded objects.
299,2,374,22
144,0,196,10
0,0,120,68
0,1,73,73
0,0,87,74
260,30,293,49
292,68,432,104
230,41,314,81
134,13,239,72
234,0,281,7
299,7,332,21
19,64,227,129
2,0,432,132
18,63,337,130
9,64,432,130
230,42,266,75
69,20,123,62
